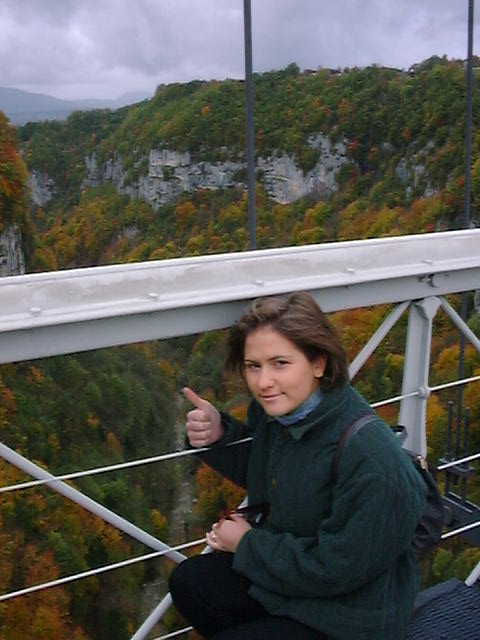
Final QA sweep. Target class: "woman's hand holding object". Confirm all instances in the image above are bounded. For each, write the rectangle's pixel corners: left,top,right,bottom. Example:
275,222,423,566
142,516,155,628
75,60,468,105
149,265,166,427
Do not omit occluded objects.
183,387,224,447
206,515,252,553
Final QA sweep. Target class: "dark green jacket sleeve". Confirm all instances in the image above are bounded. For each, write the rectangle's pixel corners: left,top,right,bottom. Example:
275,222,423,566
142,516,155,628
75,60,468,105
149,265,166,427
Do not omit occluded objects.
197,411,253,489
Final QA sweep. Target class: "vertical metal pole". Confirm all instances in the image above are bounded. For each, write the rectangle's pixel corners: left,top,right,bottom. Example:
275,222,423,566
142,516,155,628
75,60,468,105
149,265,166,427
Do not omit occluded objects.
243,0,256,249
399,297,441,457
457,0,475,458
464,0,474,229
461,409,471,501
445,401,454,493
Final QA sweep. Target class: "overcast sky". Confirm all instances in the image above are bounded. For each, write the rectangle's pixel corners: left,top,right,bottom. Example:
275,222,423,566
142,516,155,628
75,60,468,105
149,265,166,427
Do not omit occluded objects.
0,0,477,101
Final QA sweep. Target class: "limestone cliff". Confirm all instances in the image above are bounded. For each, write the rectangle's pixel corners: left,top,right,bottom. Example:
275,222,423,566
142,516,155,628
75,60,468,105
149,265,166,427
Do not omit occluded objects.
29,169,56,207
82,133,348,209
0,225,25,276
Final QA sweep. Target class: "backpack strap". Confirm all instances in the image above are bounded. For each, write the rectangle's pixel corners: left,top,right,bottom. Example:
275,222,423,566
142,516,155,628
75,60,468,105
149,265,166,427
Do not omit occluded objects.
331,413,377,483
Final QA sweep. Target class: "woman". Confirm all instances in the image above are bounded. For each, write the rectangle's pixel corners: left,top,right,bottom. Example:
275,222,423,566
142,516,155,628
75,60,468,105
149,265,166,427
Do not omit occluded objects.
169,292,427,640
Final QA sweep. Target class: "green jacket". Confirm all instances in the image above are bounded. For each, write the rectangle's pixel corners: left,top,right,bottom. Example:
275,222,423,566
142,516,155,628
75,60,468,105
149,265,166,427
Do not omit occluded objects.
200,383,427,640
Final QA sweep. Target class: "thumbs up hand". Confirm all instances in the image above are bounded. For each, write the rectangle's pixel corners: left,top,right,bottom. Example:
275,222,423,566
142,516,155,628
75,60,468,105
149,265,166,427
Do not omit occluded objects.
183,387,224,448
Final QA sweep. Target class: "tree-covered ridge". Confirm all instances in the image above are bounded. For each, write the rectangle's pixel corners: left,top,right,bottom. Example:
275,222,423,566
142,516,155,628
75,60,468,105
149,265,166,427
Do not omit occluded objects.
17,58,478,271
17,107,130,207
102,59,475,164
18,58,480,206
15,58,479,274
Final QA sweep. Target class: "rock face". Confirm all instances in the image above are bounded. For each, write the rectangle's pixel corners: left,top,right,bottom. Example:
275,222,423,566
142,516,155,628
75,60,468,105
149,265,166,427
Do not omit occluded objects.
0,225,25,276
29,170,56,206
394,141,437,199
259,134,347,204
83,133,349,209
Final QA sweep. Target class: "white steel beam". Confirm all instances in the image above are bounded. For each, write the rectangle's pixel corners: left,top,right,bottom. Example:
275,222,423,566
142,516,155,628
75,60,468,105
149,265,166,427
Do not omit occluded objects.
0,229,479,363
439,297,480,354
349,301,410,379
465,560,480,586
399,297,441,457
0,441,187,563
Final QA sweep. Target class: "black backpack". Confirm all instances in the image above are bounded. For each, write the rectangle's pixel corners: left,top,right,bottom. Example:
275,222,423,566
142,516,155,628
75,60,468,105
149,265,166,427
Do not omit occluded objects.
331,414,445,558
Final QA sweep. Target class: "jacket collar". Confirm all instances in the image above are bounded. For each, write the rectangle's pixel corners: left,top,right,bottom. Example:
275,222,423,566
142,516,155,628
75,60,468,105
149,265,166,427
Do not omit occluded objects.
265,383,350,441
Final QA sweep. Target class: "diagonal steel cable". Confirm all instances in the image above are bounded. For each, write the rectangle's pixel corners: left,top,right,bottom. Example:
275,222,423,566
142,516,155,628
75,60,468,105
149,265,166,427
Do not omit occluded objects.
0,537,207,602
0,437,252,493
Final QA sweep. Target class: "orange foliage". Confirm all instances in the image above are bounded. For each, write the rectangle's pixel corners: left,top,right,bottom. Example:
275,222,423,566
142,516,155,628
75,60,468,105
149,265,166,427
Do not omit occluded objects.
157,358,176,381
229,404,248,422
151,508,168,538
24,547,60,584
195,464,246,526
0,528,21,593
333,306,391,362
106,431,123,457
0,384,16,413
175,201,196,231
427,391,446,430
86,413,100,429
0,544,85,640
27,366,46,385
0,112,28,227
375,404,399,425
347,139,360,156
464,367,480,416
432,344,478,385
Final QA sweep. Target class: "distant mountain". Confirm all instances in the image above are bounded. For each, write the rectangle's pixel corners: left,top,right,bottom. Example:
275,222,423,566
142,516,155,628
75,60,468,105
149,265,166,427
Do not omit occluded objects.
0,86,151,125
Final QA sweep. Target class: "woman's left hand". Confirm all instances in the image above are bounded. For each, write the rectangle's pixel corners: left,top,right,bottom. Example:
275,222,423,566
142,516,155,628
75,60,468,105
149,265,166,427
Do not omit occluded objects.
206,514,252,552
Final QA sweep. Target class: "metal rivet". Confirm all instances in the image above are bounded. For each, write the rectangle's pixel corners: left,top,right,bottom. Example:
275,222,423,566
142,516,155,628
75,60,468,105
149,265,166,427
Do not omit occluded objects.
423,259,433,265
345,267,356,274
254,280,265,286
147,292,159,300
29,307,42,316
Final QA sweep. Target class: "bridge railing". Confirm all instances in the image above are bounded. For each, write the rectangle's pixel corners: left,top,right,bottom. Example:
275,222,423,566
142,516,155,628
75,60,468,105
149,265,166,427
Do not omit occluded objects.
1,229,480,638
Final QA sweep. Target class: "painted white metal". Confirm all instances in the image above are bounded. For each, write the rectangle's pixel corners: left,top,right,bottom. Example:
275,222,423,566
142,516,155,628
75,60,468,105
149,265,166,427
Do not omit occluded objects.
155,627,192,640
0,229,479,363
399,297,441,457
465,560,480,586
439,297,480,354
131,594,175,640
0,437,252,493
438,452,480,470
430,375,480,393
442,519,480,540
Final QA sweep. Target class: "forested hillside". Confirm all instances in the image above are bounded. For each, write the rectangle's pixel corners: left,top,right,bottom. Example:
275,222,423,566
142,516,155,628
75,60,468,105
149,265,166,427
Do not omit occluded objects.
0,57,479,639
0,112,28,227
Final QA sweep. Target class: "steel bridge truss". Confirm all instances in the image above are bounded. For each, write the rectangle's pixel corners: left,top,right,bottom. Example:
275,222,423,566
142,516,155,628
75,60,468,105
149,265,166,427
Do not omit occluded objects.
0,229,480,638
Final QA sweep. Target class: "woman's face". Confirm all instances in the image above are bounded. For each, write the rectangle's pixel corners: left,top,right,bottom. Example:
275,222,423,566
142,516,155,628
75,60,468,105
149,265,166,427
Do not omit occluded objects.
243,326,326,417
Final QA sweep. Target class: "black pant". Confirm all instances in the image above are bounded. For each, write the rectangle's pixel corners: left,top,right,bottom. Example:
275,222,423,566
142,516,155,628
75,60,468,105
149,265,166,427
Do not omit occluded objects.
168,551,328,639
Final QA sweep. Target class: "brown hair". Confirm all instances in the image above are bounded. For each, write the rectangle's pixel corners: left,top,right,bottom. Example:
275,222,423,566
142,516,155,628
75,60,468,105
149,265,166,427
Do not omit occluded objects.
226,291,349,390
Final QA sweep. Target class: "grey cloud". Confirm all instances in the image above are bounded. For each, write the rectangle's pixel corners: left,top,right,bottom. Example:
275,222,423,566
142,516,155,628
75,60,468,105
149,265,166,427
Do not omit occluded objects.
0,0,477,100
